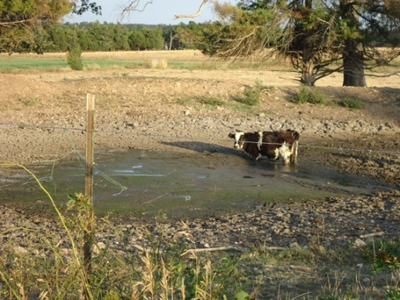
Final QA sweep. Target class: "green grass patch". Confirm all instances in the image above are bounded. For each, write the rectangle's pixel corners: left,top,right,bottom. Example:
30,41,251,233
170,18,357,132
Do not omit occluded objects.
0,57,151,72
84,59,148,69
19,98,36,106
168,61,219,70
387,286,400,300
0,55,277,72
197,96,225,106
291,85,330,105
0,57,68,71
175,95,226,109
232,79,272,107
338,97,364,109
176,94,262,114
362,239,400,273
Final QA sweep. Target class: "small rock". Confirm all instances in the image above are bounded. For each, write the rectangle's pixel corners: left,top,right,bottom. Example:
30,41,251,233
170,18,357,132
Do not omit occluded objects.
354,238,367,249
14,246,28,255
92,242,106,255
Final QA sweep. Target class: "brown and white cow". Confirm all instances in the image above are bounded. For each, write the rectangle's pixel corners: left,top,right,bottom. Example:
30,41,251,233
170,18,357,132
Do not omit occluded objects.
228,129,300,165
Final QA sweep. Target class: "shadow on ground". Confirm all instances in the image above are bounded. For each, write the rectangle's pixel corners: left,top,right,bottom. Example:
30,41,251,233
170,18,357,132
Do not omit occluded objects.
159,140,239,156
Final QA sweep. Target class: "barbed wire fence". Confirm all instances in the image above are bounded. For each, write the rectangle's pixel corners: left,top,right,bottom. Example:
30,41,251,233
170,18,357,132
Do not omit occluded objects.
1,121,399,155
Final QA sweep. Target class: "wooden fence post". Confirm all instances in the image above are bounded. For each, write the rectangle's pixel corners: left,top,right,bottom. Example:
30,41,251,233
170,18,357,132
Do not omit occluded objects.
85,94,95,202
83,93,95,289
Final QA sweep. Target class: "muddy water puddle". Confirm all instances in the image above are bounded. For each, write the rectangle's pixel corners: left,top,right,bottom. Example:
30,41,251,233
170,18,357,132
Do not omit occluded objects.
1,150,395,219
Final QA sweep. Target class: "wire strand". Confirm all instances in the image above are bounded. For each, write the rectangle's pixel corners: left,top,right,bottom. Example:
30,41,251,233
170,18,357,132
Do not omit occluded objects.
1,122,399,156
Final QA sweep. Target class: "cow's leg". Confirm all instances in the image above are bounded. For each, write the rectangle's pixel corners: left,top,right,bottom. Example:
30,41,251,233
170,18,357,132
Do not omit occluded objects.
290,141,298,165
272,148,280,160
279,143,291,164
257,132,263,151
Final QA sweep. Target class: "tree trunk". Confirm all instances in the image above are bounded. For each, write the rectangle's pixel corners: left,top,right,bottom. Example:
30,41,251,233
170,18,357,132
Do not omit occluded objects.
168,32,172,50
340,0,366,87
301,61,316,86
300,0,316,86
301,42,316,86
343,39,366,87
301,62,315,86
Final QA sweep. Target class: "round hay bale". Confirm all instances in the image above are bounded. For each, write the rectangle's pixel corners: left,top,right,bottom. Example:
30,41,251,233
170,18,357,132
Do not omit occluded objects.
150,57,168,69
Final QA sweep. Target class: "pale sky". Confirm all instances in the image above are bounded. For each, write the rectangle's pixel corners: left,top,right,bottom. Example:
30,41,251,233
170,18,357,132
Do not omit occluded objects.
65,0,239,25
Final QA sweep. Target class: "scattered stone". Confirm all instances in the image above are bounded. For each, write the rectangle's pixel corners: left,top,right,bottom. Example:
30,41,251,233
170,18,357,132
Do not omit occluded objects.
354,238,367,249
13,246,28,255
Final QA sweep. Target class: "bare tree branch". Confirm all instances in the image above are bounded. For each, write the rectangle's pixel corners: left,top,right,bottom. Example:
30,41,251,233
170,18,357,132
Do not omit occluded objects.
0,19,33,27
119,0,209,22
122,0,154,13
366,71,400,78
174,0,209,19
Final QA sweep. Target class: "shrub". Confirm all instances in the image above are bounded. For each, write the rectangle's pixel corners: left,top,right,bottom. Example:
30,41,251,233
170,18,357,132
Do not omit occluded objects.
67,46,84,70
387,287,400,300
233,79,267,106
362,240,400,273
291,85,329,105
198,96,225,106
338,97,364,109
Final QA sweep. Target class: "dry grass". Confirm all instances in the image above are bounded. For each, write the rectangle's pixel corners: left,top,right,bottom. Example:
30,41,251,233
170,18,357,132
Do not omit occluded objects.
150,57,168,69
0,50,209,61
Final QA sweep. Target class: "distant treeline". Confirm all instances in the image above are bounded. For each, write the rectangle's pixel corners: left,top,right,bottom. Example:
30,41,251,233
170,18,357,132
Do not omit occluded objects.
36,21,207,53
18,20,398,55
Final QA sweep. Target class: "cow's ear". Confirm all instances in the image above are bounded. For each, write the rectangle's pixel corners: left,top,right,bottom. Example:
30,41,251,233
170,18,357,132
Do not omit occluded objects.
228,133,234,138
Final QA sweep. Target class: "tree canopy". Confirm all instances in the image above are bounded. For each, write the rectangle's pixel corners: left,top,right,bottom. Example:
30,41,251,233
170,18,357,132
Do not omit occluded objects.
0,0,101,53
199,0,400,86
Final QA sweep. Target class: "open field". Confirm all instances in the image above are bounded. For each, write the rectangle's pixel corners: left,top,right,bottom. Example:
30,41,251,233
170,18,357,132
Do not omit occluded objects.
0,50,281,72
0,50,400,299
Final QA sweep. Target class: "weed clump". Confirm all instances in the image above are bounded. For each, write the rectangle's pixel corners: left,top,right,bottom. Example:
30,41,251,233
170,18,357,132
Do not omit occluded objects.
198,96,225,106
233,79,271,106
291,85,329,105
338,97,364,109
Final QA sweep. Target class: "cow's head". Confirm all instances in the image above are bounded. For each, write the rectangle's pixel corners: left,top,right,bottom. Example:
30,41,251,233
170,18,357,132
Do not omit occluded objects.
278,142,291,165
228,131,245,149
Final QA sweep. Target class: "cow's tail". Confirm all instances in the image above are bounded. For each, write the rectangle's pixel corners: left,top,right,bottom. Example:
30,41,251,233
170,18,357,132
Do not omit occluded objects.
293,131,300,142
